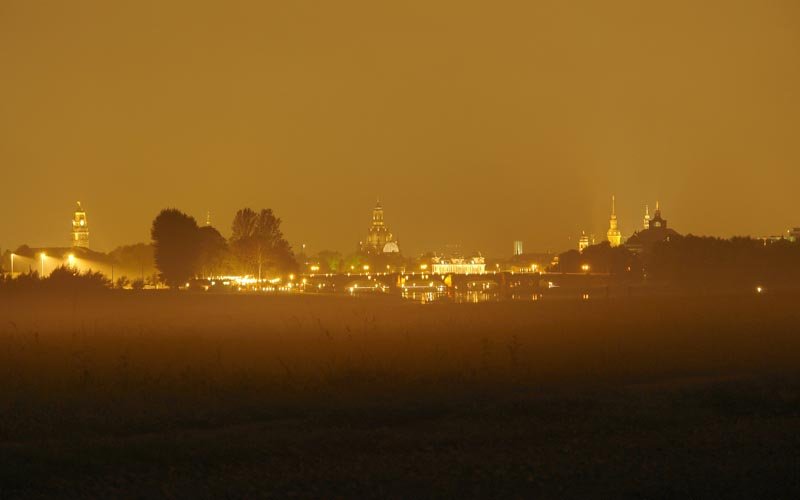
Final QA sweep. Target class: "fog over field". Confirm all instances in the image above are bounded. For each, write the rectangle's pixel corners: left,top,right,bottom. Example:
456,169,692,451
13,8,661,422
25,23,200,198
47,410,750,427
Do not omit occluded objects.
2,292,800,497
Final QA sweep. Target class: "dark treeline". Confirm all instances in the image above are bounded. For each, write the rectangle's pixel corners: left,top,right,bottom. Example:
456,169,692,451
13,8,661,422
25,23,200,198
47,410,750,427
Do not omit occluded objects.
553,236,800,290
0,266,111,294
151,207,297,288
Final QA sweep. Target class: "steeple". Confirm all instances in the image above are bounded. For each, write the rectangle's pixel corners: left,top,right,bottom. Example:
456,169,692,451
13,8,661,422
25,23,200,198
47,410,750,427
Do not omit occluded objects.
205,210,211,226
643,204,651,229
607,195,622,247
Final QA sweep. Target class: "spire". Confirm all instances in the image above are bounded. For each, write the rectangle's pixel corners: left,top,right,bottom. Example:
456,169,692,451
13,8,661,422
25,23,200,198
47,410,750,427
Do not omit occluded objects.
205,210,211,226
607,195,621,247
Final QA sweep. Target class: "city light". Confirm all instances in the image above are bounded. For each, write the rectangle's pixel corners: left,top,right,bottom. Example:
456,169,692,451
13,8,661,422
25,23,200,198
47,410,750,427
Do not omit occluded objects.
39,252,46,277
68,254,76,267
581,264,590,272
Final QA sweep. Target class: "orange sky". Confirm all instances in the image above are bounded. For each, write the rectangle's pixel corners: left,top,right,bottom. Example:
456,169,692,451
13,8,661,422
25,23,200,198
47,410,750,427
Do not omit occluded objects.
1,0,799,256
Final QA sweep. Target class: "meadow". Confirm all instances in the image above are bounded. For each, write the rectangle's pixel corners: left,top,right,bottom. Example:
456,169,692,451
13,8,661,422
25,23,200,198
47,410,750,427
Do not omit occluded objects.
1,291,800,498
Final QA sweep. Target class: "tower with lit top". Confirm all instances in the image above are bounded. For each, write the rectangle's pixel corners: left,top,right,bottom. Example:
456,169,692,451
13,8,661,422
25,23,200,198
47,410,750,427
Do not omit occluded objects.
579,231,590,253
643,204,651,229
607,195,621,247
72,201,89,248
361,199,399,254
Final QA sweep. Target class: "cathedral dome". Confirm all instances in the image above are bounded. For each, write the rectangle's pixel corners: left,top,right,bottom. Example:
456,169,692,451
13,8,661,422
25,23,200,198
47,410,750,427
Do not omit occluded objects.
382,241,400,253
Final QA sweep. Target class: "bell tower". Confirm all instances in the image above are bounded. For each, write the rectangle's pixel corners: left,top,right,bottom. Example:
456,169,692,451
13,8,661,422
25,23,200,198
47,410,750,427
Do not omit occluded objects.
607,195,622,247
72,201,89,248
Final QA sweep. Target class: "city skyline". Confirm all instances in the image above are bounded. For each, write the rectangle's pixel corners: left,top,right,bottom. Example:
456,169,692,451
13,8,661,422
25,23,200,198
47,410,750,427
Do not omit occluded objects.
2,1,800,256
0,194,796,258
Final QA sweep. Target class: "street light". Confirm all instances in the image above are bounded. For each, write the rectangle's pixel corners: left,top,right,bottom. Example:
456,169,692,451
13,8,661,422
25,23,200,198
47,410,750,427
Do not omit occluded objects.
581,264,590,273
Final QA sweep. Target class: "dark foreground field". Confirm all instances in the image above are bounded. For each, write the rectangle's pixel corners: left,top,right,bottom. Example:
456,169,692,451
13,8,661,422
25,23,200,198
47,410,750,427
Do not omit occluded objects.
2,291,800,498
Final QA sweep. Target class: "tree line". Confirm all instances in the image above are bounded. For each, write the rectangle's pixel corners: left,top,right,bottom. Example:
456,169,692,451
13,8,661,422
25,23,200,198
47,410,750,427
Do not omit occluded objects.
152,207,297,288
552,235,800,290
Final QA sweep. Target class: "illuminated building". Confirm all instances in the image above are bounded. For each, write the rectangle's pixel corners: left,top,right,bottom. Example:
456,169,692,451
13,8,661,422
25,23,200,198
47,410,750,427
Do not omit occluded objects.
72,202,89,248
643,204,651,229
606,195,622,247
432,256,485,275
513,240,523,256
360,200,399,254
579,231,590,253
788,228,800,242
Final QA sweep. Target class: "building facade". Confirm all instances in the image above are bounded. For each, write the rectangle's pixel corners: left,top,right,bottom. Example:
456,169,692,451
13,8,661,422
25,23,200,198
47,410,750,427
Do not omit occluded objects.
513,240,523,256
431,256,486,275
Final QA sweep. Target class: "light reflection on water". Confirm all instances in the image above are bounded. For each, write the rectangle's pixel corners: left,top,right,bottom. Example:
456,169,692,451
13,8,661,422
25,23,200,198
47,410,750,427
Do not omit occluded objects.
400,291,547,304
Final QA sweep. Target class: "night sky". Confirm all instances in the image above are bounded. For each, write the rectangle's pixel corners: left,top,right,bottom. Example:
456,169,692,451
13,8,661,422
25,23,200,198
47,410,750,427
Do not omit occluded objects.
2,1,798,256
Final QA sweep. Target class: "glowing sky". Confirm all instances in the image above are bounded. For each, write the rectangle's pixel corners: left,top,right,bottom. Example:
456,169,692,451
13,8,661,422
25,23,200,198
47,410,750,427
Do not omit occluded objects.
2,1,799,256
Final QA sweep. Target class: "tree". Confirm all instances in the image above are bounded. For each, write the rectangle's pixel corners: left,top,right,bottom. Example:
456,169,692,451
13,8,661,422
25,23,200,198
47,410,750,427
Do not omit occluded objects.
197,225,230,278
108,243,155,283
230,208,296,278
151,209,201,288
316,250,343,273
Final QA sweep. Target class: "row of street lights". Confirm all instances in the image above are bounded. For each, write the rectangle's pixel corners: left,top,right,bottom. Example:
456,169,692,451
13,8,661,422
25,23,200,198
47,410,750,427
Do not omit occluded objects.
8,252,77,278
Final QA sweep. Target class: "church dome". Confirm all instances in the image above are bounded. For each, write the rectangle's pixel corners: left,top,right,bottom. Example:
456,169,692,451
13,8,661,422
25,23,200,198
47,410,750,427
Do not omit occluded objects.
382,241,400,253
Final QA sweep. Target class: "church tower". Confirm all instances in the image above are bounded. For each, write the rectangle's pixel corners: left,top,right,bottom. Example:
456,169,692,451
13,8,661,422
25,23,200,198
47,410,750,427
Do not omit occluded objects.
607,195,622,247
72,201,89,248
649,201,667,229
361,199,398,254
643,204,651,230
579,231,590,253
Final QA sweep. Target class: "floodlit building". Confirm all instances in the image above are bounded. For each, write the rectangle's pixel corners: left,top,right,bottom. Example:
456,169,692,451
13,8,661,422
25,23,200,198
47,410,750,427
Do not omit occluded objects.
360,200,399,254
513,240,523,256
788,228,800,242
432,256,486,275
607,195,622,247
579,231,590,253
72,202,89,248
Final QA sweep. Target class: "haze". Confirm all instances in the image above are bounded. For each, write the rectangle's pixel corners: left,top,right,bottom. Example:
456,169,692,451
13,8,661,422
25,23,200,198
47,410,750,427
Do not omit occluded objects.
1,0,798,256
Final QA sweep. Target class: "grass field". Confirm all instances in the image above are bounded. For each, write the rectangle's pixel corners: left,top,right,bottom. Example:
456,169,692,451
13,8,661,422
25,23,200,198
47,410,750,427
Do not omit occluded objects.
2,291,800,498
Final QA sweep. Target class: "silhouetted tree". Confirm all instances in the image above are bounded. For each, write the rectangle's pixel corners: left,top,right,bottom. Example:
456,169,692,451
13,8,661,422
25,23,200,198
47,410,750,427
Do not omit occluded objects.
197,225,231,277
108,243,155,282
553,243,642,280
230,208,296,277
316,250,343,273
647,235,800,289
151,209,201,288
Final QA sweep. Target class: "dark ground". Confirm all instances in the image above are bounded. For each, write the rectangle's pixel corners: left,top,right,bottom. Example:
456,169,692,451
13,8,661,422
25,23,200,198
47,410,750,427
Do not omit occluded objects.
1,292,799,498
